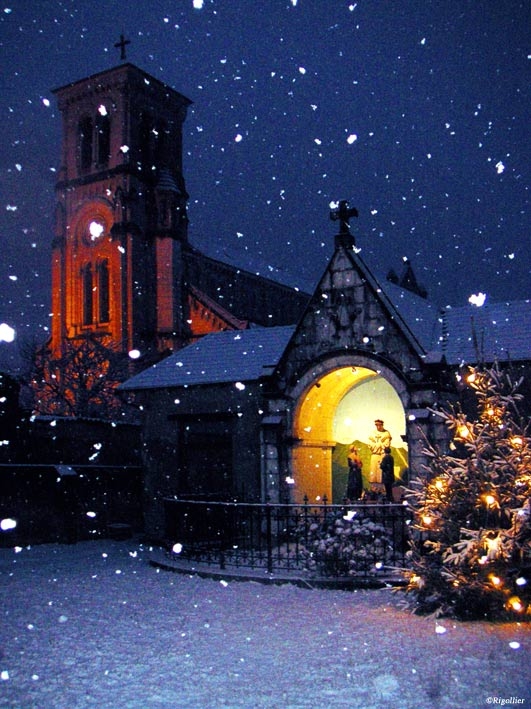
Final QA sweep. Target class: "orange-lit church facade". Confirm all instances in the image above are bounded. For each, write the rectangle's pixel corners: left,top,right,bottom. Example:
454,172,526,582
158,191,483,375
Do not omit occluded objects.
49,62,308,368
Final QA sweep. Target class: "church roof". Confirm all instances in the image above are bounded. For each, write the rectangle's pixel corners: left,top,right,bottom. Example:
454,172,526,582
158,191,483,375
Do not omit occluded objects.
439,300,531,364
53,62,192,108
120,297,531,392
121,244,531,393
188,284,248,331
119,325,295,391
378,280,531,364
380,280,443,353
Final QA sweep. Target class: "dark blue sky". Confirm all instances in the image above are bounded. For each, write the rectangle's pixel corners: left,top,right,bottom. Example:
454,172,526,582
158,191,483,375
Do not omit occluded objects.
0,0,530,370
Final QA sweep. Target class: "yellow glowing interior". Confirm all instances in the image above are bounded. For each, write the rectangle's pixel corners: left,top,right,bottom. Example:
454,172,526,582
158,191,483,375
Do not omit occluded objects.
290,366,407,503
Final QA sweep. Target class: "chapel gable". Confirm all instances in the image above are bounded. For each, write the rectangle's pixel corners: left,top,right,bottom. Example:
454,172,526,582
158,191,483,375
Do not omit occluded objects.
275,222,432,391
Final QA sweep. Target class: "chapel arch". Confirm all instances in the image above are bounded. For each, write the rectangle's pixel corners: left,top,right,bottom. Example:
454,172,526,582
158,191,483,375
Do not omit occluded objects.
289,362,409,504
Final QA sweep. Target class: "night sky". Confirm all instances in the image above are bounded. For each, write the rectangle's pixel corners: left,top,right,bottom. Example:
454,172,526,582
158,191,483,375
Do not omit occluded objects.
1,0,530,371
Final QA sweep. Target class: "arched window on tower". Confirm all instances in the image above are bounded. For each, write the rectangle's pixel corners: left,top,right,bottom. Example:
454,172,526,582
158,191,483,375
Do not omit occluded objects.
97,259,110,323
79,117,93,170
140,113,153,174
96,106,110,166
155,120,168,165
82,264,93,325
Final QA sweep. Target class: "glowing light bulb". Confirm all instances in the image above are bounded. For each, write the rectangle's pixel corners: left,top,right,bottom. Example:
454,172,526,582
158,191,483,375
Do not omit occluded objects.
507,596,523,612
456,424,471,439
489,574,501,586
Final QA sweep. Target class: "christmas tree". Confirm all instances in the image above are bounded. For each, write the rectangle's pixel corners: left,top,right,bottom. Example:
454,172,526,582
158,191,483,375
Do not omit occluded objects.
404,365,531,619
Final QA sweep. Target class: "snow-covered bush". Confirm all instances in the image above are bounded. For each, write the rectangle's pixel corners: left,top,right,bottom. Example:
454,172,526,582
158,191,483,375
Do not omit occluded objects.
300,509,393,578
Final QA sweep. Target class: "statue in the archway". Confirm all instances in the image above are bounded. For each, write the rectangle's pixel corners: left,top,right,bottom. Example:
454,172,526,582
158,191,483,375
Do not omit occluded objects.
368,419,392,492
380,447,395,502
346,445,363,501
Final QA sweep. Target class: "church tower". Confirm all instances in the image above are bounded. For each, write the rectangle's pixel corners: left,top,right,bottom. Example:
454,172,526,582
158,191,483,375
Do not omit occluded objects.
50,60,192,360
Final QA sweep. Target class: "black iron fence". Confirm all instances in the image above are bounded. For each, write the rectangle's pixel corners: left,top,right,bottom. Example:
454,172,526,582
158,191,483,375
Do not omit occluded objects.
163,498,412,581
0,464,143,546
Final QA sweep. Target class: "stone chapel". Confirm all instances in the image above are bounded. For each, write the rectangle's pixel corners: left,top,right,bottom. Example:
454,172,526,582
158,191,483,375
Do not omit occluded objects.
47,55,531,541
121,204,531,538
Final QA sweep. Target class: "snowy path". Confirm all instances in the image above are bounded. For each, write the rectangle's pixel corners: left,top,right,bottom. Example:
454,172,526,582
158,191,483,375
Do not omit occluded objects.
1,539,530,708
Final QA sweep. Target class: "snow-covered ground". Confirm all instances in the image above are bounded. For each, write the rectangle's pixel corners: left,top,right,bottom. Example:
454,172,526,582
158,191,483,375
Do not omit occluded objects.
1,539,529,709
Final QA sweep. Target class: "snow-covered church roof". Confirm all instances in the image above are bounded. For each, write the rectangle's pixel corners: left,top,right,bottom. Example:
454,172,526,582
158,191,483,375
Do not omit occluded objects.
374,280,531,365
119,325,295,391
440,299,531,364
121,293,531,392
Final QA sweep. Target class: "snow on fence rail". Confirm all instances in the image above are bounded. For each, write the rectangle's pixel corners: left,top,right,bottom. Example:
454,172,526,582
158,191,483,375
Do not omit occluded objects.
163,498,412,581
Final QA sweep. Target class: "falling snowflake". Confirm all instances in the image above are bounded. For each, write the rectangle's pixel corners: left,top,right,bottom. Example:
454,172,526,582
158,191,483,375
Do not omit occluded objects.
0,518,17,531
0,323,15,342
468,293,486,307
89,221,104,240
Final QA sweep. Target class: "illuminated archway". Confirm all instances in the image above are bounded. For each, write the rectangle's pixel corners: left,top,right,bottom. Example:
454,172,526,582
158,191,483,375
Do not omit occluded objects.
290,365,408,503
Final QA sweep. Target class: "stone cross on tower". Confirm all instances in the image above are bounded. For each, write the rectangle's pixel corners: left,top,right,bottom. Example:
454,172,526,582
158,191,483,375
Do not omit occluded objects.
330,199,358,248
114,34,131,61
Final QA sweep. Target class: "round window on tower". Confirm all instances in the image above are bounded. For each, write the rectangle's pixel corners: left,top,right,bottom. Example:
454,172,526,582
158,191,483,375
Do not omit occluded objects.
87,220,105,242
75,201,112,246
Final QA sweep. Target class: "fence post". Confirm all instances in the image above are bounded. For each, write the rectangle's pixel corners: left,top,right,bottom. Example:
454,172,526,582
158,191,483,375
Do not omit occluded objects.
265,503,273,574
302,495,309,546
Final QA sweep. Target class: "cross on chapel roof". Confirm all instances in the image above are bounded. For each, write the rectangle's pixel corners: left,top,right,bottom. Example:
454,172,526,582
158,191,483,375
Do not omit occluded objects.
114,33,131,61
330,199,358,248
